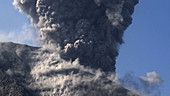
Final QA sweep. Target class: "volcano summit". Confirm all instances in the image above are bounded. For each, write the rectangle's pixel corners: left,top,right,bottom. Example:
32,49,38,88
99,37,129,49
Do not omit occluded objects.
0,0,139,96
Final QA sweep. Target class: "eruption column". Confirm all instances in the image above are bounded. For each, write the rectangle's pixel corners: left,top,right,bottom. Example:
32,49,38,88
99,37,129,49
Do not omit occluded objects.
13,0,138,72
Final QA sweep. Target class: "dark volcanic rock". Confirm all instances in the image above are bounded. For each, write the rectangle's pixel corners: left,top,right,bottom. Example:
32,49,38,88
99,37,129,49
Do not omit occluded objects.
0,42,39,96
0,42,38,77
0,69,30,96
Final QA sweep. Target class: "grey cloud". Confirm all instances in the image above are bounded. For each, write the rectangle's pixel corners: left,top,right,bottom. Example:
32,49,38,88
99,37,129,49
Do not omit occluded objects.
13,0,138,72
0,0,144,95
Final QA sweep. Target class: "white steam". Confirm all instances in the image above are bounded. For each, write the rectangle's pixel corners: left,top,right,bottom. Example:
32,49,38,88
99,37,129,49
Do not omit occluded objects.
0,24,40,46
119,72,163,96
28,47,128,96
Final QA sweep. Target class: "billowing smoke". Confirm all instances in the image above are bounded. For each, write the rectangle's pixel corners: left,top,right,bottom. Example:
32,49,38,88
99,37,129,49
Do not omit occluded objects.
13,0,138,72
0,0,144,96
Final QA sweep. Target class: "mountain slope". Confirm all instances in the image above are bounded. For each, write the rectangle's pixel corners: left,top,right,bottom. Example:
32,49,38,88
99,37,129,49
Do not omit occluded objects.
0,42,141,96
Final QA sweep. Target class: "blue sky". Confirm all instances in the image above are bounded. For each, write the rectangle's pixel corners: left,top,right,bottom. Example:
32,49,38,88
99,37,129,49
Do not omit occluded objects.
116,0,170,96
0,0,38,46
0,0,169,96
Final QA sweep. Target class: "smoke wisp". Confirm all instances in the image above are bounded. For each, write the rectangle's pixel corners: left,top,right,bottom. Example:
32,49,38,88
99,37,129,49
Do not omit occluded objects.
119,72,163,96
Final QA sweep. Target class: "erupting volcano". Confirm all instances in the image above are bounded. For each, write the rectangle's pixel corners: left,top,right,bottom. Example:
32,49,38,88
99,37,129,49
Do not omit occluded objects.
0,0,141,96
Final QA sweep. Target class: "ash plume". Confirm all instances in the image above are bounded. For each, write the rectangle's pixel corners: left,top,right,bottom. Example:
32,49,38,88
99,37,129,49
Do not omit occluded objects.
13,0,138,72
0,0,140,96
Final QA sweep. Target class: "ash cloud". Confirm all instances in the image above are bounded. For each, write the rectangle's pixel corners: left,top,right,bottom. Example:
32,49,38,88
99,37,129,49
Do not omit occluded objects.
0,0,145,95
0,42,141,96
28,48,142,96
13,0,138,72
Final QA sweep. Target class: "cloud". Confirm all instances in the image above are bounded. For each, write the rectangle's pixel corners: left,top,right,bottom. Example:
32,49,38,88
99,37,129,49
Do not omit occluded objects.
119,72,163,96
13,0,138,72
0,34,8,41
0,24,41,46
139,72,163,96
140,72,163,85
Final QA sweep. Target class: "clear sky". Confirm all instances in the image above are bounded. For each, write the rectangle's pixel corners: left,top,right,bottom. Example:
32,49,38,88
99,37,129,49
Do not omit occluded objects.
0,0,169,96
116,0,170,96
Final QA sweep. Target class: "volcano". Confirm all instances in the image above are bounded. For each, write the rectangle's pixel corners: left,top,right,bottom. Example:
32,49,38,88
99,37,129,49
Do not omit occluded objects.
0,0,140,96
